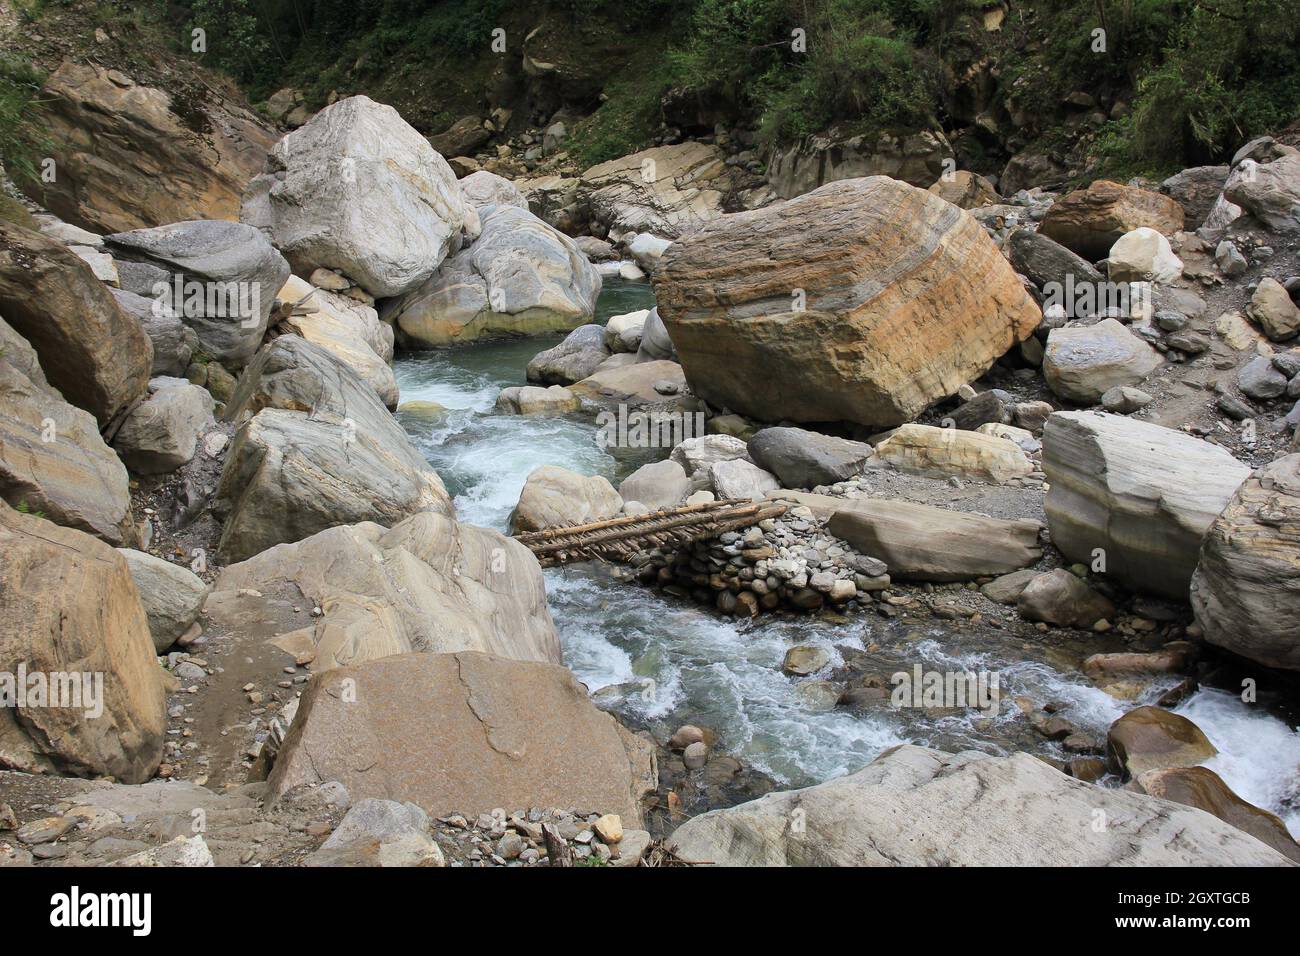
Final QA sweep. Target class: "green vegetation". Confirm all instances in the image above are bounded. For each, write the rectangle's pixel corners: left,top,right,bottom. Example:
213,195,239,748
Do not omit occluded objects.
162,0,1299,175
0,50,49,185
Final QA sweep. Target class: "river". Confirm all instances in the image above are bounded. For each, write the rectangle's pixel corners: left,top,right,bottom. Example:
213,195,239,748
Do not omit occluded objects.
394,277,1300,834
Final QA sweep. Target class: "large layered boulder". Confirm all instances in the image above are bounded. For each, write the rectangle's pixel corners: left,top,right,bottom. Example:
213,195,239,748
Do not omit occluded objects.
0,222,152,426
0,502,166,783
242,96,468,298
388,204,600,347
105,220,290,368
267,651,656,823
1191,454,1300,671
826,499,1042,581
577,142,732,238
667,744,1293,866
112,377,214,475
1043,412,1251,599
206,512,559,669
277,275,397,407
1039,180,1186,260
748,427,874,488
214,338,450,561
510,465,622,533
0,316,136,545
654,177,1041,429
1043,319,1162,405
23,61,275,233
110,289,199,377
1223,154,1300,232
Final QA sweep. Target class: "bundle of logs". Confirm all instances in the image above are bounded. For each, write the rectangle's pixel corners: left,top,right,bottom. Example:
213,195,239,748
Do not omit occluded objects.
514,499,789,568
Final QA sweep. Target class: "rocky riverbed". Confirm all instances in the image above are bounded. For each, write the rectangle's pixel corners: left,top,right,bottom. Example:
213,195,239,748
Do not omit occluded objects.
1,26,1299,867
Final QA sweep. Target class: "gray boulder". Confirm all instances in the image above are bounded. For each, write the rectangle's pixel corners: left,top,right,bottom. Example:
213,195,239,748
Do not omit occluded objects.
1224,154,1300,232
748,427,874,488
1043,411,1250,599
526,324,611,386
708,459,781,500
635,307,677,362
112,377,214,474
667,744,1295,866
110,288,199,377
1191,454,1300,671
243,96,469,298
117,548,209,652
105,220,290,368
1015,569,1116,628
1006,227,1104,292
458,170,527,210
669,434,751,477
618,459,690,510
1043,319,1161,404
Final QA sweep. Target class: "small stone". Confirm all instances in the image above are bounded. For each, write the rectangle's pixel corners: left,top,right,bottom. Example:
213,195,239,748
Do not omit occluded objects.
593,814,623,844
683,741,709,770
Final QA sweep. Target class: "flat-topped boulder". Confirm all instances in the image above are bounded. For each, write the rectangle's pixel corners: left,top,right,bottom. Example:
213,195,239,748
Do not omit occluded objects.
873,424,1032,484
654,177,1041,428
267,651,656,824
206,511,559,669
667,744,1293,866
1043,319,1162,405
1043,412,1250,599
826,499,1042,582
747,427,874,488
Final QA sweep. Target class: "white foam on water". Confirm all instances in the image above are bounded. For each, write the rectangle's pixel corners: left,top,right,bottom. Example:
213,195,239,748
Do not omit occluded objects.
1176,689,1300,837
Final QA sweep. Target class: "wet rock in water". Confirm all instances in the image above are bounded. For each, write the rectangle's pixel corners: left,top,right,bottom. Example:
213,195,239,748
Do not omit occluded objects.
655,177,1041,429
0,222,153,426
1082,646,1193,679
0,503,165,783
668,725,707,751
207,511,560,669
388,204,600,346
1038,180,1185,260
682,742,709,770
874,424,1032,484
112,377,214,474
748,427,875,488
1043,319,1162,405
604,309,649,354
105,219,290,368
1106,706,1217,778
117,549,209,653
511,465,622,533
496,385,581,415
1133,767,1300,864
619,460,690,510
243,96,468,298
783,645,830,676
1191,454,1300,671
827,499,1041,582
1015,569,1115,628
526,324,611,386
1042,411,1250,599
667,745,1291,865
569,359,686,407
267,651,656,825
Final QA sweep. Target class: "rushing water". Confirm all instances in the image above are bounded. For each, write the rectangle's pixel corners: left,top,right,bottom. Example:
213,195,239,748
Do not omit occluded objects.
394,277,1300,835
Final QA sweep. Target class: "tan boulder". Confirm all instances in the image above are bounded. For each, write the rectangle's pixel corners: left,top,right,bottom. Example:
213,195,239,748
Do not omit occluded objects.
23,61,275,233
1039,180,1186,260
0,222,152,426
826,499,1042,581
1107,706,1217,778
0,315,136,545
1134,766,1300,864
511,465,622,533
267,651,656,824
0,502,165,783
206,511,559,669
654,177,1041,429
1248,277,1300,341
927,170,999,209
874,424,1032,483
577,142,732,238
1191,454,1300,671
569,359,686,406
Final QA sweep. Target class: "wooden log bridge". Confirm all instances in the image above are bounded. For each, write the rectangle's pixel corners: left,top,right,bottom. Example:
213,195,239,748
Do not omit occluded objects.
514,498,789,567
